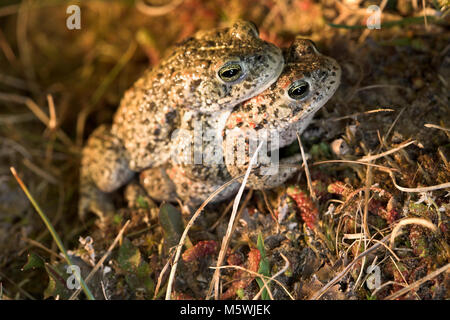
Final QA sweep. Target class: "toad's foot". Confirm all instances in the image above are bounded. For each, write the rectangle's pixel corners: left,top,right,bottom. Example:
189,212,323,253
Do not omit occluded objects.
139,164,240,209
79,124,134,219
78,177,116,221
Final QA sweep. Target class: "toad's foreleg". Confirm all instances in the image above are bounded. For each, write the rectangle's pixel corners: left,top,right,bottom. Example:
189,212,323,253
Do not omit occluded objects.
79,125,134,220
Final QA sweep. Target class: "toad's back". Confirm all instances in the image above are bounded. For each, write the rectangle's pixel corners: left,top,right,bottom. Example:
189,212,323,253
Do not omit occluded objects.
111,21,284,171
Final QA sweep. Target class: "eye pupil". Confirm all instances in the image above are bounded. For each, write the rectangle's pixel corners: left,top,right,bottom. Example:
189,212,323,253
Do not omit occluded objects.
293,86,306,95
288,82,309,100
218,63,243,82
224,69,237,77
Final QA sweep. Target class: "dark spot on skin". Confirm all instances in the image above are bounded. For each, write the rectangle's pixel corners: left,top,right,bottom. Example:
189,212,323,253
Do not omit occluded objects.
243,83,253,90
190,79,202,92
331,71,336,76
165,111,177,124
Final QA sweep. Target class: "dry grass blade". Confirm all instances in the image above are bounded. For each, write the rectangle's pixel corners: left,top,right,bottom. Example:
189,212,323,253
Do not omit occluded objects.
76,41,137,147
371,239,400,261
363,159,372,238
17,0,36,88
388,171,450,192
165,175,245,300
359,140,416,162
0,4,20,18
310,234,390,300
358,0,388,43
297,132,315,201
136,0,185,16
10,167,94,300
22,158,58,185
424,123,450,132
380,106,406,149
389,218,438,248
253,253,292,300
422,0,428,28
384,263,450,300
22,237,62,260
69,220,130,300
208,199,234,232
210,264,294,300
0,73,27,89
0,113,35,124
0,271,35,300
328,108,394,122
210,140,264,300
261,190,280,229
347,83,405,101
372,281,406,297
0,92,74,148
153,249,176,299
47,94,57,130
311,159,398,173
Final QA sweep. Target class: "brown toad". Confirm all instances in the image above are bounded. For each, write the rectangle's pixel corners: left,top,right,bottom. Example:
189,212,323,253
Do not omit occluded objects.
139,38,341,207
79,21,284,219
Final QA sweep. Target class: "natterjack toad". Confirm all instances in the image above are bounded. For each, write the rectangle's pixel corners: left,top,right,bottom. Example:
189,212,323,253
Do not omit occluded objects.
79,21,284,219
224,37,341,189
139,38,341,206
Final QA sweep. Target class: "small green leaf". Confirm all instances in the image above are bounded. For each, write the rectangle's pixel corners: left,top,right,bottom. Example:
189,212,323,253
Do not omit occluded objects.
310,142,332,160
256,232,271,300
136,28,157,49
159,203,185,249
136,195,149,209
117,238,155,298
118,238,141,272
44,263,71,299
236,288,245,299
136,262,155,295
113,214,123,225
22,252,45,271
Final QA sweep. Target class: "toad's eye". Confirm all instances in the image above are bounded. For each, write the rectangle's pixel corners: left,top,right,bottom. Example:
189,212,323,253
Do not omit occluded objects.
218,63,243,82
288,81,310,100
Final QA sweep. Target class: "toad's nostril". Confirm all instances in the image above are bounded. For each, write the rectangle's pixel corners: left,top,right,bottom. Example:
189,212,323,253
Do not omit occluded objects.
248,21,260,37
255,54,264,62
